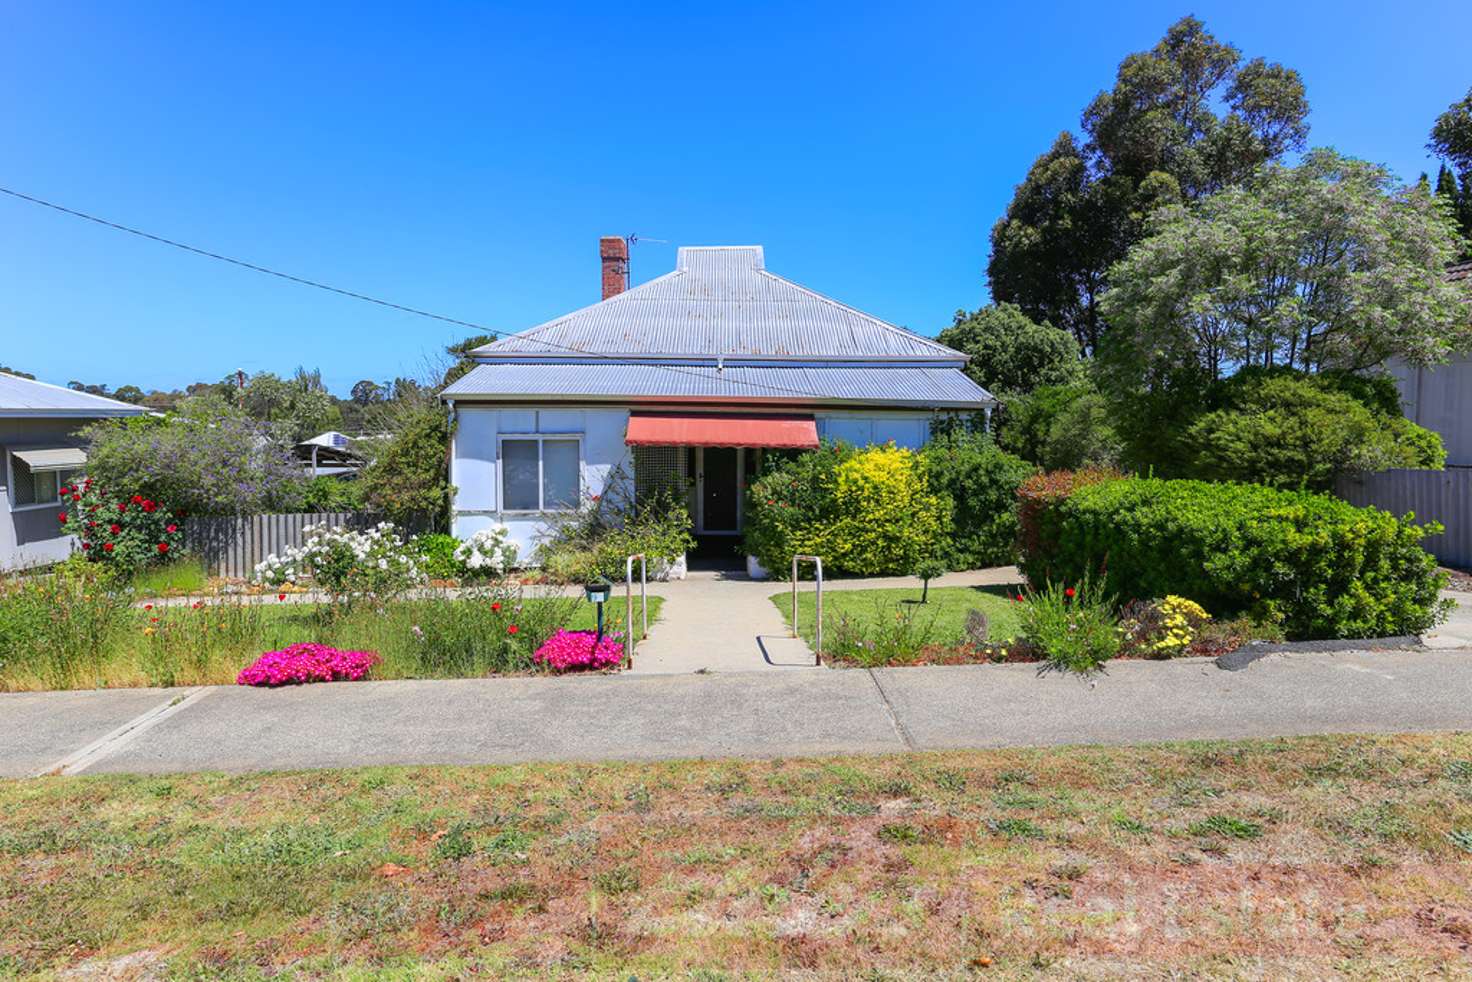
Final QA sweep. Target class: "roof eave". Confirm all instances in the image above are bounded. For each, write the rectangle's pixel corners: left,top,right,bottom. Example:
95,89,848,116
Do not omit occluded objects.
441,391,994,410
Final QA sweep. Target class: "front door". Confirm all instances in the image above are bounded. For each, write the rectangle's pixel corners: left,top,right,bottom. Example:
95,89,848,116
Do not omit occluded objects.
698,447,741,533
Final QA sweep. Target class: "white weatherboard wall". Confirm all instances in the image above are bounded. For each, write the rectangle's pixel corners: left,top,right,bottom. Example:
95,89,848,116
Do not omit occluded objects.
450,406,937,557
451,407,631,557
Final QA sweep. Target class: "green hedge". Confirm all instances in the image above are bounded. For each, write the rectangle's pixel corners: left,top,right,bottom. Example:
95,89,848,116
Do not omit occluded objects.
1020,477,1449,640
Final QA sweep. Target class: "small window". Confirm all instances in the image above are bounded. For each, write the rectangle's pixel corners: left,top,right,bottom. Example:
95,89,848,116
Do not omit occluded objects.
500,437,581,512
9,457,76,508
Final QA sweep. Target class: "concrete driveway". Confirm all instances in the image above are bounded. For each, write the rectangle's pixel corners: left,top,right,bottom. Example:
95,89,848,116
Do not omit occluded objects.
4,645,1471,778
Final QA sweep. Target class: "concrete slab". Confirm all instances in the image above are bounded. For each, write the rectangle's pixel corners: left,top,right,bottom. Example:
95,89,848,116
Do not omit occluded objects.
0,687,195,777
1424,590,1472,649
87,670,904,774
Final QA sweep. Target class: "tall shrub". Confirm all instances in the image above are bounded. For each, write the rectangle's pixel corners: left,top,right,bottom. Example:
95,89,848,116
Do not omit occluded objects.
359,401,451,530
1019,477,1450,640
81,395,303,515
920,431,1035,568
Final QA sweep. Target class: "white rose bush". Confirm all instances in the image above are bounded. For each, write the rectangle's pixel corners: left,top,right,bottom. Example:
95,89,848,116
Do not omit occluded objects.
253,522,425,603
454,524,518,579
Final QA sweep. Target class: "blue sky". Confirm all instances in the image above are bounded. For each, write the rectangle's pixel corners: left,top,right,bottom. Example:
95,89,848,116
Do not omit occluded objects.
3,1,1469,396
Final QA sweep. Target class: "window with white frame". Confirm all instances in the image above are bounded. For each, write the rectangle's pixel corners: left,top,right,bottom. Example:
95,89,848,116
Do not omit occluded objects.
500,436,581,512
8,455,78,508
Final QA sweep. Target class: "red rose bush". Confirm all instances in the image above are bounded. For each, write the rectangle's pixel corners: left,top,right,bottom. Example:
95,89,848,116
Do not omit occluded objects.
236,642,379,687
59,478,184,569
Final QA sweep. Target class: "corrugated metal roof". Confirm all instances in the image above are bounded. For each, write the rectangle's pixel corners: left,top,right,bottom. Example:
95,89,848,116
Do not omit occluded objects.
1450,259,1472,282
474,246,965,361
442,363,995,408
0,372,149,417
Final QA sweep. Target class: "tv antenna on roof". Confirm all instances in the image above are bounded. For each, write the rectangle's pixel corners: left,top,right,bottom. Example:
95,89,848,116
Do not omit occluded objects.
626,234,668,247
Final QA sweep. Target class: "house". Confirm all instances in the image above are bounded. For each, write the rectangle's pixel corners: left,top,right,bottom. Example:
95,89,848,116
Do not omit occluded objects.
0,372,149,570
1387,259,1472,466
293,431,365,478
440,239,995,560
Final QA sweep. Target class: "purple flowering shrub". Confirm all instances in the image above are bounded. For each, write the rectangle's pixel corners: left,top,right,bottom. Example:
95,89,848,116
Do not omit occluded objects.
236,642,379,686
533,629,624,672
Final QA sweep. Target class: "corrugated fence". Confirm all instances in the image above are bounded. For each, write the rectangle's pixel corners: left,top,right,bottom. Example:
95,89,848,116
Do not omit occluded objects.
1336,468,1472,569
184,512,426,579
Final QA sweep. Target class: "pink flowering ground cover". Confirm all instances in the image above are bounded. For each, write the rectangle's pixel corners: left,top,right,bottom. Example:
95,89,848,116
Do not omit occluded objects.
236,643,379,687
533,629,624,672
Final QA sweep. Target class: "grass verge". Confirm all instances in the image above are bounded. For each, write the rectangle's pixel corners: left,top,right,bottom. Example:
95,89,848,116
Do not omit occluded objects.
2,733,1471,976
773,585,1022,661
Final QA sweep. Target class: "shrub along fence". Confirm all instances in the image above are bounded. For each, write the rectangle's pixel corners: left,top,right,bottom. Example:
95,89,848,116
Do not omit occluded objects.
184,512,429,578
1335,468,1472,569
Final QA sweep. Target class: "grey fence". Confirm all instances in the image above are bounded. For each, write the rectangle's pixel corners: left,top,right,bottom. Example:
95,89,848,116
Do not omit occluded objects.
1335,468,1472,569
183,512,427,578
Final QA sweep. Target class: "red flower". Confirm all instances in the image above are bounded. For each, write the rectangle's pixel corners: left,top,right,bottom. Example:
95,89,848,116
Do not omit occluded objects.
491,601,501,612
110,524,121,534
1014,593,1024,602
81,542,91,550
278,593,287,601
71,494,81,503
103,542,114,552
1064,587,1075,599
117,502,127,513
57,512,68,523
131,495,143,504
59,486,71,496
507,624,519,635
142,500,157,512
166,524,177,533
157,542,169,554
150,616,159,623
144,603,153,610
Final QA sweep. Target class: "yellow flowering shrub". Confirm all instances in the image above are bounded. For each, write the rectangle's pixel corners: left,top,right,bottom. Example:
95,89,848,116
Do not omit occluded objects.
744,443,947,576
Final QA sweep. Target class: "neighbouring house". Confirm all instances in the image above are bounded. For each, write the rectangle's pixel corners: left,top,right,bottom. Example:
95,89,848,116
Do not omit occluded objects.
0,372,149,570
441,239,996,560
1387,259,1472,466
293,431,365,478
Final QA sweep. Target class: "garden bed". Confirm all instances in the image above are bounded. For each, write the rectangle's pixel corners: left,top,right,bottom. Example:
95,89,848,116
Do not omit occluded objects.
4,733,1471,976
0,589,662,692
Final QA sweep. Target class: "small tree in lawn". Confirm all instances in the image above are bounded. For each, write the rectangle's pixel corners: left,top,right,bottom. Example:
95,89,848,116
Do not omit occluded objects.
914,556,948,604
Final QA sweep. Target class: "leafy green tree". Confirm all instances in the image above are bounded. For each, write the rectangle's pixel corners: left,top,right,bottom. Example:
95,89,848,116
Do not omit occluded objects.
359,400,452,530
0,366,36,379
996,382,1121,472
1101,150,1472,381
111,385,146,404
989,16,1309,353
1184,374,1443,490
1429,86,1472,173
936,303,1082,397
242,368,343,442
442,335,495,387
350,379,387,406
920,430,1035,569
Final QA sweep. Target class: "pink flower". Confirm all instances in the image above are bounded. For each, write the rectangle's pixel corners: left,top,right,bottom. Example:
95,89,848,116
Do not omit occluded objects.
532,629,624,672
236,643,379,687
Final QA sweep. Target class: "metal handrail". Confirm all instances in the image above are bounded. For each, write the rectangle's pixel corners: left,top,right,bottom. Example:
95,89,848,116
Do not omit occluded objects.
624,554,647,668
790,554,823,665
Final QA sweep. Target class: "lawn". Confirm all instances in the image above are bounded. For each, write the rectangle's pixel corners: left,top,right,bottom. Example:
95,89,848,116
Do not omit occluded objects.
773,585,1023,664
0,591,662,692
3,733,1472,976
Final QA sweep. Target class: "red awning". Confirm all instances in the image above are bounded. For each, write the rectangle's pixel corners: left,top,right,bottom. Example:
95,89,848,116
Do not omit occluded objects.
625,412,819,449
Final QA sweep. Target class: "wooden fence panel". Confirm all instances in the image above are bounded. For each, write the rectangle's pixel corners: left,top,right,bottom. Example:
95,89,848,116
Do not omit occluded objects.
1336,468,1472,569
183,512,427,578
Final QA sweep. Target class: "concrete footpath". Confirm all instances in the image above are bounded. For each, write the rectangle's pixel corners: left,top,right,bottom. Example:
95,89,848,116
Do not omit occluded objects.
4,646,1472,778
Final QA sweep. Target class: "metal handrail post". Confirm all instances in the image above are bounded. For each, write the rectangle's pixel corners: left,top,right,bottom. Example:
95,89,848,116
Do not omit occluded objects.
791,554,823,665
625,553,646,668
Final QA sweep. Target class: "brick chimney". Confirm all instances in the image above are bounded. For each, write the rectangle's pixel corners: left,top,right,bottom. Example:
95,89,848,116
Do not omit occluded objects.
600,235,628,300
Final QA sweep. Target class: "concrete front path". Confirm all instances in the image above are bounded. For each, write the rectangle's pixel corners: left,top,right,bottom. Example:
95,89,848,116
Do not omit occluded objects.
629,566,1023,674
6,645,1472,778
1425,590,1472,649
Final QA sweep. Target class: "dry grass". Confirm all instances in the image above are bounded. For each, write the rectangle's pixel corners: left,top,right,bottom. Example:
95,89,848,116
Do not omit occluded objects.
4,733,1472,978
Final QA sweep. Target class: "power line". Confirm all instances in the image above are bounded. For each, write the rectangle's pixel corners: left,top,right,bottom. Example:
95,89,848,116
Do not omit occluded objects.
0,184,840,402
